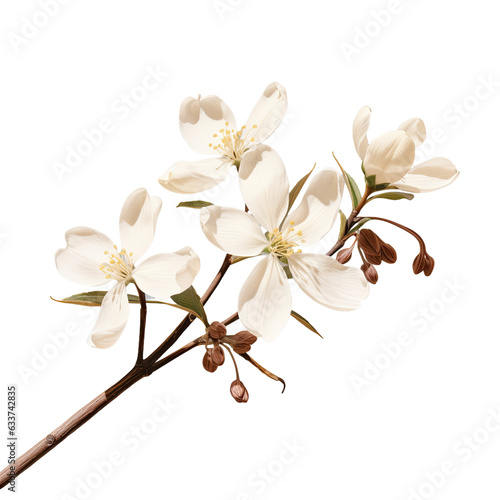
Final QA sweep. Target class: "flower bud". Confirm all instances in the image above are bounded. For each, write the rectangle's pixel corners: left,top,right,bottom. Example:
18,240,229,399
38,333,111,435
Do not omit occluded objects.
225,331,258,354
361,263,379,284
412,252,426,274
336,246,354,264
423,255,435,276
211,345,225,366
208,321,227,340
202,351,217,373
358,229,382,254
381,243,397,264
230,380,249,403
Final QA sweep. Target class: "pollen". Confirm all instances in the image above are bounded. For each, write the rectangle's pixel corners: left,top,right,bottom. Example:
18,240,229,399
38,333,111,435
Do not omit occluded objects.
208,123,259,162
100,247,134,281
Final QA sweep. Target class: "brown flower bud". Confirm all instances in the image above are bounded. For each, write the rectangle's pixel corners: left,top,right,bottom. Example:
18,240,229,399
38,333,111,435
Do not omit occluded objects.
363,250,382,266
412,252,426,274
336,246,354,264
224,331,258,354
358,229,381,254
230,380,249,403
361,263,379,284
423,255,435,276
211,345,225,366
202,351,217,373
381,243,397,264
208,321,227,340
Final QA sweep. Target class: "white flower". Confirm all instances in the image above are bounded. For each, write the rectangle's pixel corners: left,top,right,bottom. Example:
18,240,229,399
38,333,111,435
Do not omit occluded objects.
158,82,287,194
200,145,369,341
55,188,200,349
353,106,459,190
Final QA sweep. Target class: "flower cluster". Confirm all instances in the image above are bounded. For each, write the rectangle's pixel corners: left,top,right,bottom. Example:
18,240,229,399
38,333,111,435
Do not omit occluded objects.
54,82,459,401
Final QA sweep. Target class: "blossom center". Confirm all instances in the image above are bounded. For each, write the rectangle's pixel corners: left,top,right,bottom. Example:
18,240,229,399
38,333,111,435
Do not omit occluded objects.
268,222,303,258
208,122,258,162
100,246,134,281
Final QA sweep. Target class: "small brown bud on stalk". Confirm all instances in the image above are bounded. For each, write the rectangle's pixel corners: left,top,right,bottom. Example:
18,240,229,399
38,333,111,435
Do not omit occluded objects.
225,331,258,354
361,263,379,284
211,345,225,366
423,255,435,276
202,351,218,373
230,380,249,403
358,229,381,254
381,243,397,264
208,321,227,340
336,246,354,264
413,250,435,276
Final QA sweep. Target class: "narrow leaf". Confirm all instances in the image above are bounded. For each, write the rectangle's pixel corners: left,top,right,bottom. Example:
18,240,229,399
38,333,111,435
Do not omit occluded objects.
177,200,213,209
333,154,362,209
346,217,371,236
367,192,415,203
291,310,323,338
287,164,316,213
171,286,209,327
338,209,347,239
238,353,286,393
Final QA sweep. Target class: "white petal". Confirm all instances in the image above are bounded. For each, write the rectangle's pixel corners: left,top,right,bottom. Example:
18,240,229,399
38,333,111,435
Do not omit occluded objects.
363,130,415,185
353,106,371,160
55,227,114,286
288,253,369,311
179,95,237,155
119,188,162,261
89,282,130,349
158,157,231,194
238,256,292,342
283,169,344,247
392,157,459,193
243,82,287,144
398,117,426,146
239,145,289,231
133,247,200,299
200,206,268,257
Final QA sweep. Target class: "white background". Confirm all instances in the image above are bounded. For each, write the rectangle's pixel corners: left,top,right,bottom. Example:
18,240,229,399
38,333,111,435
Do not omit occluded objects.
1,1,499,499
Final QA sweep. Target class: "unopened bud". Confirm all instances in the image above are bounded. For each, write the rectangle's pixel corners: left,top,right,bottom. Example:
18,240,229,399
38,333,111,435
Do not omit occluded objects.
358,229,381,254
202,351,217,373
208,321,227,340
381,243,397,264
230,380,249,403
225,331,258,354
211,345,225,366
423,255,435,276
361,263,378,284
364,250,382,266
336,246,353,264
412,252,426,274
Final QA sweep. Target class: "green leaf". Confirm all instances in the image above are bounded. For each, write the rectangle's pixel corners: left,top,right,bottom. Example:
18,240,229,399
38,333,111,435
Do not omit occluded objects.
346,217,371,236
338,164,362,209
365,174,377,190
52,292,207,321
177,200,213,209
367,192,415,203
338,209,347,239
291,310,323,338
171,286,209,327
287,164,316,214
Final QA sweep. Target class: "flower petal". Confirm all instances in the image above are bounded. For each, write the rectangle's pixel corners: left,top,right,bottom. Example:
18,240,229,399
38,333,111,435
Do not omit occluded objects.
283,169,344,247
238,256,292,342
179,95,237,155
392,157,459,193
243,82,287,144
200,206,268,256
55,227,114,286
119,188,162,261
158,157,231,194
239,145,289,231
353,106,371,160
363,130,415,185
398,117,426,146
89,282,129,349
288,253,369,311
133,247,200,299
